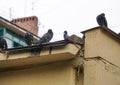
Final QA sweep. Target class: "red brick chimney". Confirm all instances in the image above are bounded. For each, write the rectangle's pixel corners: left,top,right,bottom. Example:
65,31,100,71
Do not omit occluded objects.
11,16,38,35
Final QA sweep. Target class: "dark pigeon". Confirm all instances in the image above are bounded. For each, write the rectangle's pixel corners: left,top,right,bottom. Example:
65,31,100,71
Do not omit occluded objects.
0,36,7,51
96,13,108,27
39,29,53,45
118,33,120,36
63,31,69,40
24,32,33,45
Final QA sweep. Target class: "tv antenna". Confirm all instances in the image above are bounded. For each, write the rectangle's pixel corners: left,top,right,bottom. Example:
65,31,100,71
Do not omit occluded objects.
32,0,37,15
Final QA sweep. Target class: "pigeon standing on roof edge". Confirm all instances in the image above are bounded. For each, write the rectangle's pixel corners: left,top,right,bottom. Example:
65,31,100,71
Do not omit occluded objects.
39,29,53,45
24,32,33,45
0,36,7,51
96,13,108,27
63,30,69,40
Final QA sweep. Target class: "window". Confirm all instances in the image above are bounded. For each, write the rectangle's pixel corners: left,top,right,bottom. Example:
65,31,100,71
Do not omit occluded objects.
6,32,12,39
5,38,12,48
14,37,19,43
1,28,28,48
0,27,4,37
13,42,22,47
20,40,26,46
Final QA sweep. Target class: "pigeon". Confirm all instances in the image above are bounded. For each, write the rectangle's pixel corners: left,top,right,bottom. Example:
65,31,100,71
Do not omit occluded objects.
24,32,33,45
63,30,69,40
39,29,53,45
118,33,120,36
0,36,7,51
96,13,108,27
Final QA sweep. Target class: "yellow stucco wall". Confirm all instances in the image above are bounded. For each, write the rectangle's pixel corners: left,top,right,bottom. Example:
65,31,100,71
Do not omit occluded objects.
84,28,120,65
84,60,98,85
84,28,120,85
0,61,76,85
0,43,80,69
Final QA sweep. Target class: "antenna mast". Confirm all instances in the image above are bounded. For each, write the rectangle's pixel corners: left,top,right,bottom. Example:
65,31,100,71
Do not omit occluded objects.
9,8,12,20
32,0,37,15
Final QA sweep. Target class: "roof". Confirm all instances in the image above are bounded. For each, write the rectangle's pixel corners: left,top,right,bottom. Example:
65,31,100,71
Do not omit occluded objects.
68,34,84,45
0,16,40,40
0,39,82,72
0,34,82,53
81,26,120,42
5,34,83,53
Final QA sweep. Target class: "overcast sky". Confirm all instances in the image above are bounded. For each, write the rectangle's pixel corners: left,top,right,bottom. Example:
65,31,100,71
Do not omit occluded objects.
0,0,120,41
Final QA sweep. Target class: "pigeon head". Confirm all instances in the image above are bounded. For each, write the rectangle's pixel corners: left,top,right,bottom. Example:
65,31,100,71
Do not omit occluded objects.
101,13,105,16
64,31,67,34
48,29,53,33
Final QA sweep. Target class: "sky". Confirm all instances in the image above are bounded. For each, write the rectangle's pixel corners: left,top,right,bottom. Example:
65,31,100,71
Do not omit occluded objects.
0,0,120,41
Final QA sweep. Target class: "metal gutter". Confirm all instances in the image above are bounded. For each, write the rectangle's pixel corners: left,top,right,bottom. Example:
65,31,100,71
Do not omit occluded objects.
5,40,69,53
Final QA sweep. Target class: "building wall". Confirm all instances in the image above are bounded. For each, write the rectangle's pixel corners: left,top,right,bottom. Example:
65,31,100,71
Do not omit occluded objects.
0,61,76,85
84,59,120,85
84,28,120,66
84,28,120,85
